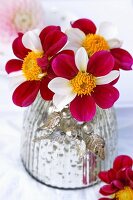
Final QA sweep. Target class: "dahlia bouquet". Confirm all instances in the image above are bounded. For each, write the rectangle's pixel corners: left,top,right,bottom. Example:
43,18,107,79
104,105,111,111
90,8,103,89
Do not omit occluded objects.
6,18,133,122
5,18,133,190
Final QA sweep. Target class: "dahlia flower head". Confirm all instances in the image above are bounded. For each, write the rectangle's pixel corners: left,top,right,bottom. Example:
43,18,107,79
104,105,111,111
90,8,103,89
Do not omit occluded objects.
5,18,133,122
98,155,133,200
0,0,45,42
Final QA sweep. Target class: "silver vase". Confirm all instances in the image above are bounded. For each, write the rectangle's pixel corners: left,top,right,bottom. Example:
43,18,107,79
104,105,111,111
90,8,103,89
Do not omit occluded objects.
21,95,117,189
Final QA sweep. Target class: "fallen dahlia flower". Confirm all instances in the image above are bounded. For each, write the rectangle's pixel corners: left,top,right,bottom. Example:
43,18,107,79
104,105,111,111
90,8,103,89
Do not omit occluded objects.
98,155,133,200
65,18,133,71
5,26,67,106
0,0,45,42
48,47,119,122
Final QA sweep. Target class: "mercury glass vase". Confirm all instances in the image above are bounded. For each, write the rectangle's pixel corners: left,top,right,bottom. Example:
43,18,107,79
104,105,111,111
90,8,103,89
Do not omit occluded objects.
21,95,118,189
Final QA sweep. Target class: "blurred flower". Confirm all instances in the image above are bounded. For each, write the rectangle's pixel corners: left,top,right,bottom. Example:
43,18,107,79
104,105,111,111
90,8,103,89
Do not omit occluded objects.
48,47,119,122
65,18,133,71
0,0,45,42
5,26,67,106
98,155,133,200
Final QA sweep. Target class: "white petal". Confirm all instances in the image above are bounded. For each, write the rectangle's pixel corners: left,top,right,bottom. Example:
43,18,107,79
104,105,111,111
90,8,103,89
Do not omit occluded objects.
22,29,43,52
53,93,76,111
97,22,119,40
63,42,81,52
66,28,86,44
48,77,73,95
9,71,26,91
96,70,120,85
107,38,123,49
75,47,88,72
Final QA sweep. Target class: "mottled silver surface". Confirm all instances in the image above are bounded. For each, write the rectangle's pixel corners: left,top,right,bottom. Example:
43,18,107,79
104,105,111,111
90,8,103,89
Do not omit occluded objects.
21,95,118,189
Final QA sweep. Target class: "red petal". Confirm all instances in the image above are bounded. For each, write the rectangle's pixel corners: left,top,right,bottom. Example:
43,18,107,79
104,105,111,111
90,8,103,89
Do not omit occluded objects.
125,168,133,188
99,169,116,184
127,168,133,188
112,180,124,189
5,59,23,74
99,184,118,196
113,155,133,171
70,95,96,122
40,77,54,101
52,50,78,79
116,168,128,185
42,30,67,57
87,51,114,76
13,81,40,107
111,48,133,70
37,56,49,71
12,33,30,59
92,85,119,109
71,18,96,35
47,65,56,79
39,26,61,45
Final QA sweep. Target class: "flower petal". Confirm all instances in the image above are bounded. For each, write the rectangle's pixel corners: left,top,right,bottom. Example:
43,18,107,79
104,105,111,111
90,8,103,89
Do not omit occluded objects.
48,77,73,95
6,59,23,74
22,29,43,52
40,77,54,101
43,30,67,57
111,48,133,70
39,26,61,44
126,168,133,188
37,56,49,71
116,168,128,184
71,18,96,35
112,180,124,189
70,95,96,122
52,50,78,79
65,28,85,44
9,71,26,91
92,85,119,109
97,22,118,40
99,184,118,196
53,93,76,111
75,47,88,71
12,81,40,107
12,33,30,59
63,42,81,52
96,70,120,85
107,39,122,49
87,51,114,76
113,155,133,171
98,169,116,184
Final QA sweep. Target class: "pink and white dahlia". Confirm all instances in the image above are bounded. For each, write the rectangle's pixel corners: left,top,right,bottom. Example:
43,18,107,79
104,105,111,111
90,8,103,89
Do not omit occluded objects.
6,26,67,107
48,47,120,122
0,0,45,42
65,18,133,70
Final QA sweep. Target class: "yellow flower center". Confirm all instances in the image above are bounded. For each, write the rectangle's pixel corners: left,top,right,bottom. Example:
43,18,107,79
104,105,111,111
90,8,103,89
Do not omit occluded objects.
82,33,109,57
22,51,47,81
69,71,96,96
114,187,133,200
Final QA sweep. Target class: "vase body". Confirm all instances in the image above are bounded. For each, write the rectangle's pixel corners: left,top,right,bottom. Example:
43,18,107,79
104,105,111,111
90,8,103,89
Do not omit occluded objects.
21,95,117,189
